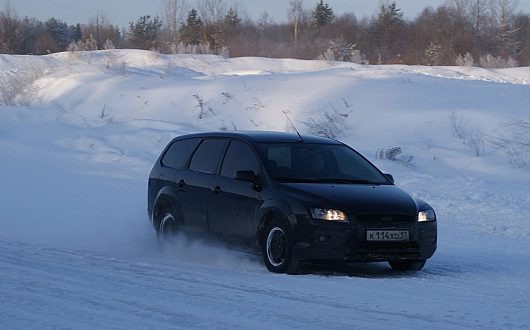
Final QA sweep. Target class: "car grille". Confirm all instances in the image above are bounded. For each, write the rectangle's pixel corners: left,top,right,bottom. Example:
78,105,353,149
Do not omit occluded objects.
354,214,416,223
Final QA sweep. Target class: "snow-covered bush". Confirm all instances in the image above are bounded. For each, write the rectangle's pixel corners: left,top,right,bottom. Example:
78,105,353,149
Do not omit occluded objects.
104,51,127,75
449,112,467,144
103,39,116,50
424,41,443,66
66,35,99,63
302,108,348,139
193,94,215,119
67,35,98,52
0,64,47,106
98,104,115,124
469,130,485,157
479,54,518,68
169,42,229,57
455,52,474,66
316,38,368,64
376,147,414,167
488,120,530,169
316,49,335,61
449,112,485,156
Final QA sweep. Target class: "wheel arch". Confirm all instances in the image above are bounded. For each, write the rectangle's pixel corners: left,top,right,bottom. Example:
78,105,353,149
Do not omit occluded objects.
152,186,181,231
256,204,294,249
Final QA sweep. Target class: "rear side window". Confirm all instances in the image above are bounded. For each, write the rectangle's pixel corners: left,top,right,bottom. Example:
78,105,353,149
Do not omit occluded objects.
161,138,200,169
221,141,261,178
189,139,226,173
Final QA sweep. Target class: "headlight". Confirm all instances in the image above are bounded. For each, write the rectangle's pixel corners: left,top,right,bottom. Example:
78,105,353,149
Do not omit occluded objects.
418,209,436,222
310,208,348,221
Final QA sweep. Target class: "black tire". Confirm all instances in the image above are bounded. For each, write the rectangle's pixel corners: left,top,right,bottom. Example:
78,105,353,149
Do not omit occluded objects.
156,209,180,245
261,219,300,274
389,260,426,272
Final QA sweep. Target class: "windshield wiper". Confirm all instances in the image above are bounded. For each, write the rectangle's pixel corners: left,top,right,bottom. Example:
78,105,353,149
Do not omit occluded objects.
276,177,379,184
313,178,377,184
276,177,319,183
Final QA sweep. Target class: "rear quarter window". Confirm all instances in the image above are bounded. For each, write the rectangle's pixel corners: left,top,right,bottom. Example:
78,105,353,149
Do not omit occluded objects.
161,138,201,169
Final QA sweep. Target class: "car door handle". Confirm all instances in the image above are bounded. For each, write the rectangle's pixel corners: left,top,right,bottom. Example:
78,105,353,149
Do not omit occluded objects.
212,186,222,194
177,179,186,187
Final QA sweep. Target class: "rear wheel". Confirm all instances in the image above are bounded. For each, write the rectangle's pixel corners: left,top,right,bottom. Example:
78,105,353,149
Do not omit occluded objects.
261,219,300,274
389,260,426,272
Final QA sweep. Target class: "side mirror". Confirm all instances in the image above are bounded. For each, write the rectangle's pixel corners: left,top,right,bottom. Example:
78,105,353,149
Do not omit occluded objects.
384,173,395,184
235,170,262,191
235,170,259,184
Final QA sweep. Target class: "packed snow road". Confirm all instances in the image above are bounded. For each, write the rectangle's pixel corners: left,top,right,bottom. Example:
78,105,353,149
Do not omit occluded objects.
1,143,528,330
1,232,529,329
1,230,529,330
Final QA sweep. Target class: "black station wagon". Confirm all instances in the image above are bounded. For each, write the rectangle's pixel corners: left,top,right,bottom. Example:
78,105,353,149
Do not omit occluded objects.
147,131,437,274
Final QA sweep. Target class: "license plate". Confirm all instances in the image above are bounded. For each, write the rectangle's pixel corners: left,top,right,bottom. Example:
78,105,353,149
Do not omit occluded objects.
366,230,410,242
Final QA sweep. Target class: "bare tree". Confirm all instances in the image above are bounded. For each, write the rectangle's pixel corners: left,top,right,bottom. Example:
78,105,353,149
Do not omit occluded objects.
450,0,488,32
514,13,530,65
0,0,20,53
288,0,304,46
469,0,490,35
84,13,121,49
493,0,521,57
450,0,470,18
161,0,188,44
198,0,227,24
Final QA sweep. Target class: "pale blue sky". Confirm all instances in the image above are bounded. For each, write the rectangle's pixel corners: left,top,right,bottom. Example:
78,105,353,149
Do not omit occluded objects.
2,0,530,27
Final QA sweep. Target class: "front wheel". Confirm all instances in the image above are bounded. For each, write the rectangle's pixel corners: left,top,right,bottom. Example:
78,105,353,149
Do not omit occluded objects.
261,219,300,274
389,260,426,272
156,210,180,245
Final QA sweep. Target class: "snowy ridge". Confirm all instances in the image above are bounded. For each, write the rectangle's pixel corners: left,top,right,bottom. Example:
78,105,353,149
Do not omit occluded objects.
1,50,529,329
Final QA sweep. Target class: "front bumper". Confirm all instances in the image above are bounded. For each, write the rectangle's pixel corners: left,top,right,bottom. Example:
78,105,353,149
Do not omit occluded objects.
293,217,437,262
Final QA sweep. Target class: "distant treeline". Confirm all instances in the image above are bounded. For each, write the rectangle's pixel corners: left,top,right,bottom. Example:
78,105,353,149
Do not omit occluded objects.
1,0,529,67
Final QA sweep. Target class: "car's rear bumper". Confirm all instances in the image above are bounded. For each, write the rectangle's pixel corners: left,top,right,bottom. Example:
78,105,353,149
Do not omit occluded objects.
294,221,437,262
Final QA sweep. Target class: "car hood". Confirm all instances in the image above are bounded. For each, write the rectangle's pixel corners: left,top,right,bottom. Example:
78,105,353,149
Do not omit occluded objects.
279,183,419,216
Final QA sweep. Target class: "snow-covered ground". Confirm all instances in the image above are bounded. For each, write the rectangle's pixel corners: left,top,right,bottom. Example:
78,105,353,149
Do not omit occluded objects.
1,50,529,329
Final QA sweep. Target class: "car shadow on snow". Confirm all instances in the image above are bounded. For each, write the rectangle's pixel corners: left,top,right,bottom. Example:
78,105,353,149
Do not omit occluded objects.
298,255,477,278
299,261,405,278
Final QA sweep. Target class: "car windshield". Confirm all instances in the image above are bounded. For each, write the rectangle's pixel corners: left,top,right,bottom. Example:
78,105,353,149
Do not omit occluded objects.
258,142,390,184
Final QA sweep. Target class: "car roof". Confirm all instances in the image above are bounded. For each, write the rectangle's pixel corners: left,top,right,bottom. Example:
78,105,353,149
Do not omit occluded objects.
173,130,341,144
